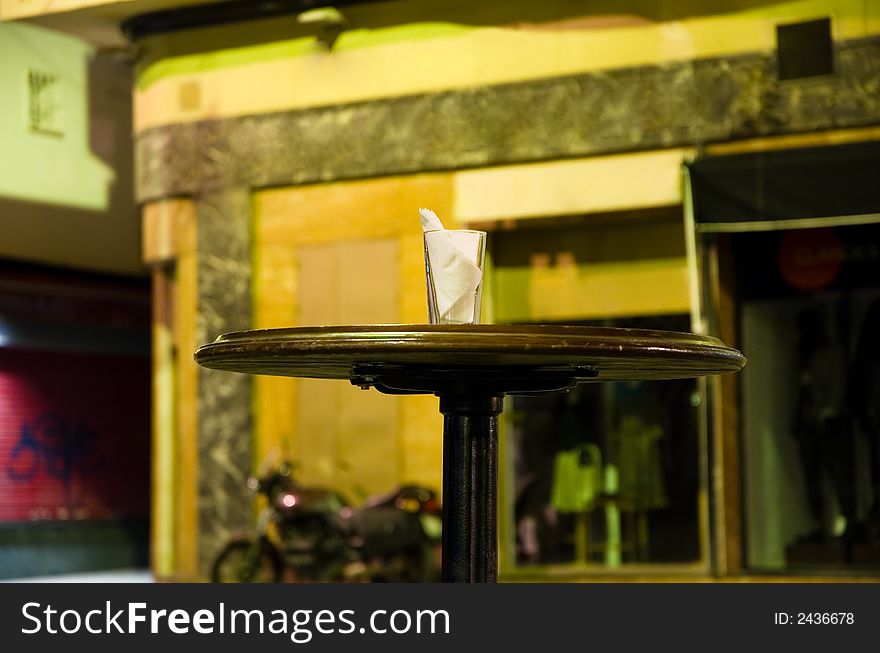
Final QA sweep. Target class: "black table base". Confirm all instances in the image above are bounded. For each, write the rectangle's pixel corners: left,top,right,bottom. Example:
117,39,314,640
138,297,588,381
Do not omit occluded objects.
440,394,502,583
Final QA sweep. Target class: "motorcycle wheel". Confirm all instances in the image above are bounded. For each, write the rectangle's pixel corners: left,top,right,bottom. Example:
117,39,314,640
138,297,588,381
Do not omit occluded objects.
211,538,282,583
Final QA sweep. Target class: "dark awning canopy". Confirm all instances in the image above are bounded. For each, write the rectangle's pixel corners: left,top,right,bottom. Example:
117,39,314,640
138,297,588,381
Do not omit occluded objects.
686,140,880,230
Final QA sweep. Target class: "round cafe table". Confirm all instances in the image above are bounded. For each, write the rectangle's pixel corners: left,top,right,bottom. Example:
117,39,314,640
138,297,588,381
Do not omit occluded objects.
194,324,745,583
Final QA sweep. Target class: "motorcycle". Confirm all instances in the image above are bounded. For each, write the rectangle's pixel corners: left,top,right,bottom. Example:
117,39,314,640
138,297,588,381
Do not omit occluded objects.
211,461,442,582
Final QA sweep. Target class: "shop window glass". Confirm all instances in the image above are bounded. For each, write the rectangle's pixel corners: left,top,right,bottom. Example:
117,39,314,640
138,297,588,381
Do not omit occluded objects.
735,225,880,571
507,314,703,569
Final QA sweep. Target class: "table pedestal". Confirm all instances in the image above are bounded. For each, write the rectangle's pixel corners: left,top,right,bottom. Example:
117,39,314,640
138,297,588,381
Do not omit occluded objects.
440,395,502,583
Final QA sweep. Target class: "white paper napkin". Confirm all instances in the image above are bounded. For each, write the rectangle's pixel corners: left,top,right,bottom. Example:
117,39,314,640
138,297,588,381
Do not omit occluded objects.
419,208,483,323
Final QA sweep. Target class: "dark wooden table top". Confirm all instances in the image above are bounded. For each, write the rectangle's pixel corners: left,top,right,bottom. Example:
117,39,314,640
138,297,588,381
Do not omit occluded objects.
194,325,746,386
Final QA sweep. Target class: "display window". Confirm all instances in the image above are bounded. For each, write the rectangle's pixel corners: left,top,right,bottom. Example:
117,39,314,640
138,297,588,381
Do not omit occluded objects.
688,140,880,575
503,315,705,572
732,225,880,570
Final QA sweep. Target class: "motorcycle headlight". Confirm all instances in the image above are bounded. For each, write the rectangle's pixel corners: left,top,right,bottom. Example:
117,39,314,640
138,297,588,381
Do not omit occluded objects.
278,493,297,508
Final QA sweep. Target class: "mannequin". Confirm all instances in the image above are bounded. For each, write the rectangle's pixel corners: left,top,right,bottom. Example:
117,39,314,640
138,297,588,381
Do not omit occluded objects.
792,308,857,543
612,381,668,512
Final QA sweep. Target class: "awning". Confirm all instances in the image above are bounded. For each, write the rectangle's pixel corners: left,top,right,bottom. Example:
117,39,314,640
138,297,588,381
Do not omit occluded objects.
686,140,880,232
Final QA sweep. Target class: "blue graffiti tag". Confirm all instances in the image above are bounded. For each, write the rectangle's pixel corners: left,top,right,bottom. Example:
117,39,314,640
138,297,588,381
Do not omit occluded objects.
6,413,101,485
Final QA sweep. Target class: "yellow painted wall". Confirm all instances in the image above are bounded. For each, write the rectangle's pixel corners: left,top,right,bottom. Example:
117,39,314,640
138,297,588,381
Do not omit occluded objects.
454,150,693,224
143,198,200,580
132,0,880,131
253,174,457,495
492,218,690,322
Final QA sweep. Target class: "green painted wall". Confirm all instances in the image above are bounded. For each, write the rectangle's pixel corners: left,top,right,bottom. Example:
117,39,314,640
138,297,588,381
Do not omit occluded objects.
0,22,142,275
0,22,111,211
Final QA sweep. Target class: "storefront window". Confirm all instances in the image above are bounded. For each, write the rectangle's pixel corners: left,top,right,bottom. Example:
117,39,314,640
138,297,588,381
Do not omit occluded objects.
506,315,704,570
735,225,880,571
